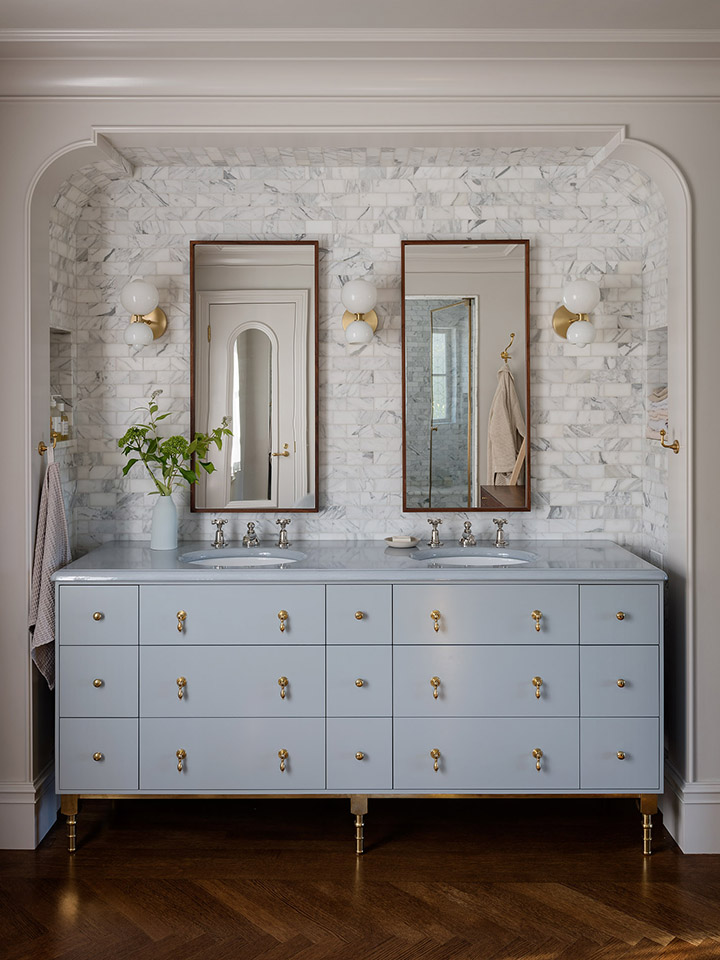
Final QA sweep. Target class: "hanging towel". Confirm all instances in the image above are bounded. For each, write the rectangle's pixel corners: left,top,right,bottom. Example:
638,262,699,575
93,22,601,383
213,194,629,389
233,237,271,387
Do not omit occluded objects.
487,366,527,485
29,461,70,689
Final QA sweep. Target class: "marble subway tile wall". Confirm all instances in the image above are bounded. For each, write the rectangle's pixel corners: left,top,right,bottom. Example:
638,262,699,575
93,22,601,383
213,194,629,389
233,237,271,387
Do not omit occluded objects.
48,148,668,555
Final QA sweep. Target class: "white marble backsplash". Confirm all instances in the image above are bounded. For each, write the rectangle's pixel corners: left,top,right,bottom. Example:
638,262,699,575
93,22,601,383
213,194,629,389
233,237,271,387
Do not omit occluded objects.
48,149,668,559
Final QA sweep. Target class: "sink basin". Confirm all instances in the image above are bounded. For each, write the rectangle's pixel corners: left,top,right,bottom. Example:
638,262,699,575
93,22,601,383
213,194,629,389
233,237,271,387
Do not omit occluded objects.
411,547,537,567
179,548,307,568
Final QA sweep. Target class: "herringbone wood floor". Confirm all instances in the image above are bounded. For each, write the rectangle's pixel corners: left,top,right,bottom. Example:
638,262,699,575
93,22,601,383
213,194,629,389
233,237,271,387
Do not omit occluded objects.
1,798,720,959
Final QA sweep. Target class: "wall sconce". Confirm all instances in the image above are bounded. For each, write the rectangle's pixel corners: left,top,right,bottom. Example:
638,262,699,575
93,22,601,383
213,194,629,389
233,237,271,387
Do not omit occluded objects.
121,278,167,347
552,279,601,347
341,279,378,344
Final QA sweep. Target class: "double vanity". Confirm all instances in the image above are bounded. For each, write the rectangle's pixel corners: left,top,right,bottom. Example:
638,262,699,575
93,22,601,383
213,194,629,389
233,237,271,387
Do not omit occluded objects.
54,537,665,855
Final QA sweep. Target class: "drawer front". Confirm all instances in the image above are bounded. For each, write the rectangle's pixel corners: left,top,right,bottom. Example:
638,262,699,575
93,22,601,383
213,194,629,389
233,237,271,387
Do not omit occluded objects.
393,646,578,717
140,585,325,645
326,585,392,644
581,647,659,717
580,718,660,791
58,647,138,718
580,585,659,645
327,718,392,790
140,718,325,790
140,645,324,717
326,646,392,717
58,718,138,792
394,718,579,791
393,585,578,645
58,586,138,645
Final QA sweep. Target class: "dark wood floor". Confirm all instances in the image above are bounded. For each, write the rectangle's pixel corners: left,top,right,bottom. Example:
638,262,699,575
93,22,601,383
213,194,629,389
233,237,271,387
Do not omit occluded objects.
1,798,720,959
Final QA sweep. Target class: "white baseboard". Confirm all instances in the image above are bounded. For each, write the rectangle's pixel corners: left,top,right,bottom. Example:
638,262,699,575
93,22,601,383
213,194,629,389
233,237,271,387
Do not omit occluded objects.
663,764,720,853
0,763,59,849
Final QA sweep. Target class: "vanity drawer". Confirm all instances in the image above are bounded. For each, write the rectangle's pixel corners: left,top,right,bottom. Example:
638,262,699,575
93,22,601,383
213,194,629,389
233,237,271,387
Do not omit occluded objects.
140,585,325,645
58,718,138,792
140,718,325,790
140,645,324,717
580,718,660,791
58,646,138,718
326,646,392,717
326,585,392,644
393,585,578,645
580,647,659,717
580,585,660,645
393,646,578,717
394,718,579,791
327,718,392,790
58,586,138,645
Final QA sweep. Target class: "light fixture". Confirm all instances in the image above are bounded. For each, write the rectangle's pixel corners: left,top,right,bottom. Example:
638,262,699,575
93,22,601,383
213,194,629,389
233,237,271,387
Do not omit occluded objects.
552,279,600,347
341,279,378,344
121,278,167,347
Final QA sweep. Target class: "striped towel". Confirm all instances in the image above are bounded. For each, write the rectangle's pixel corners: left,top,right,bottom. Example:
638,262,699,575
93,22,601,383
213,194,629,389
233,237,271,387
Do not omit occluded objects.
29,461,70,689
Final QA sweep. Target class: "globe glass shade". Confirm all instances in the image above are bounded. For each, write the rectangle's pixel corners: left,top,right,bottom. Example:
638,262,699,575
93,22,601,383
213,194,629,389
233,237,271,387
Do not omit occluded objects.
344,319,374,344
562,279,600,315
566,319,597,347
341,279,377,315
124,320,154,347
120,278,159,316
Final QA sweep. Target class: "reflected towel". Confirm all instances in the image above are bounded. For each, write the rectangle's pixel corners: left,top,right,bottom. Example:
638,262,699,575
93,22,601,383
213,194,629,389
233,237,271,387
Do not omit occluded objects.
487,366,527,485
29,462,70,689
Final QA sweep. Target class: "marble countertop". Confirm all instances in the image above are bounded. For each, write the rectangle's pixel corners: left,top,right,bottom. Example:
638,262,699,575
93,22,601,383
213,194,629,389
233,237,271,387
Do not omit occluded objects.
53,539,667,584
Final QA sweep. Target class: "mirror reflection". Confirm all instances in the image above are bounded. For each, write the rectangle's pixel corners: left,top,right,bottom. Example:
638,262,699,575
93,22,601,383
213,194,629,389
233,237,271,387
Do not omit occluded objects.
402,240,530,512
191,241,318,512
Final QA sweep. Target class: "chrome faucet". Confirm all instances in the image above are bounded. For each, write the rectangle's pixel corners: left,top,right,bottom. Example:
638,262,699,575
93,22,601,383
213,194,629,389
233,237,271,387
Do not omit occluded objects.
493,518,508,548
242,521,260,548
211,518,228,548
459,521,476,547
427,518,443,547
276,518,291,548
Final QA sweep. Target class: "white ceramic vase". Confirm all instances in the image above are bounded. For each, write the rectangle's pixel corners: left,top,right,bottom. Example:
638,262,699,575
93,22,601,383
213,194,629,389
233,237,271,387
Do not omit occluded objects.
150,493,177,550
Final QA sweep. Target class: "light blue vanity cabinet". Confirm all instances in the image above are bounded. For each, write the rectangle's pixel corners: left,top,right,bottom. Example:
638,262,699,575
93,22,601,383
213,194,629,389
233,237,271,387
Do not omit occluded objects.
54,540,665,855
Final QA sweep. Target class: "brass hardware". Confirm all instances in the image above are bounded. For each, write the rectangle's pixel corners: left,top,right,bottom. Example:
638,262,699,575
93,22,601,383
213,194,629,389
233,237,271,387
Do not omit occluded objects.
430,748,441,772
92,752,104,762
176,610,187,633
342,308,379,334
278,749,289,772
128,305,168,341
532,676,543,699
38,431,61,456
643,812,652,856
355,678,365,687
532,747,543,771
354,611,364,620
659,429,680,454
430,610,441,632
278,676,289,699
531,610,542,632
92,611,104,621
92,678,104,688
355,752,365,761
67,813,77,854
617,751,626,760
430,676,441,699
617,678,626,688
271,444,290,458
176,677,187,700
500,332,515,365
278,610,288,632
176,748,186,772
616,611,625,621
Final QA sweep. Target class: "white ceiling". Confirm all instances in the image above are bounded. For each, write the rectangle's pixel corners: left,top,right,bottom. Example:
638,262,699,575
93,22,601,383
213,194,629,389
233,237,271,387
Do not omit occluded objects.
2,0,720,31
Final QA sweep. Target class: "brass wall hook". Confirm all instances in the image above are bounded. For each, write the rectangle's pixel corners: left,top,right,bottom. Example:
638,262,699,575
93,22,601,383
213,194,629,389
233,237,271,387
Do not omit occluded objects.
500,332,515,364
658,429,680,454
38,431,61,456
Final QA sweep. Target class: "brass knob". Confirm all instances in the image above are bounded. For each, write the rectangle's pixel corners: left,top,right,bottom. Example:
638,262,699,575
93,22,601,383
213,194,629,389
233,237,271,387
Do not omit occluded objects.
177,677,187,700
430,676,441,700
278,610,288,633
355,752,365,761
532,676,543,699
92,612,104,621
531,610,542,632
616,612,625,621
92,678,104,688
92,752,104,762
176,748,186,772
430,748,440,772
177,610,187,633
355,678,365,687
617,751,626,760
278,748,289,772
617,678,626,688
355,611,364,620
430,610,441,632
532,747,543,771
278,676,289,699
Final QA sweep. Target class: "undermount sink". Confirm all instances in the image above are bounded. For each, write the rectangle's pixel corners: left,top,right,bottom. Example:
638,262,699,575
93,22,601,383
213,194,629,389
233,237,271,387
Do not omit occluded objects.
179,547,307,568
411,546,538,567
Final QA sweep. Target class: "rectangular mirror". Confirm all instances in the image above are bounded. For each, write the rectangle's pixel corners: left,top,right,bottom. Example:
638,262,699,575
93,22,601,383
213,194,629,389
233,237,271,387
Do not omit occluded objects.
190,241,318,512
402,240,530,512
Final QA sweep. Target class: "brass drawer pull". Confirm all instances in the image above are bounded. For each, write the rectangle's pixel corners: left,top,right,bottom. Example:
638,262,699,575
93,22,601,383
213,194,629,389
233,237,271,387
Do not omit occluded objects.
355,611,364,620
92,752,104,762
617,678,626,688
278,610,288,633
177,677,187,699
616,611,625,621
532,747,543,771
430,610,441,632
355,678,365,687
278,676,289,699
430,676,441,699
617,751,626,760
92,611,104,621
278,749,289,772
531,610,542,632
176,610,187,633
430,748,440,772
176,748,186,772
355,752,365,761
532,676,543,699
92,678,104,688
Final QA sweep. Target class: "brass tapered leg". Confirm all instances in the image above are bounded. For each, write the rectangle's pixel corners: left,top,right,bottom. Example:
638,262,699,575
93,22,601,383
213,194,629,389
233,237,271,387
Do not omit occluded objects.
350,795,368,856
61,795,79,854
639,795,658,856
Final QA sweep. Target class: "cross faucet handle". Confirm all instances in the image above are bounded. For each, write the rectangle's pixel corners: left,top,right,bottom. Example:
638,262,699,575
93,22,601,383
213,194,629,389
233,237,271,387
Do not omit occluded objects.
276,518,291,548
493,517,508,547
212,518,228,528
427,518,443,547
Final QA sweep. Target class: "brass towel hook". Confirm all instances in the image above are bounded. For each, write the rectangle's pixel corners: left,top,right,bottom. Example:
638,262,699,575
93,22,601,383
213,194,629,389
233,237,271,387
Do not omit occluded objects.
500,333,515,364
38,431,61,456
658,429,680,454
